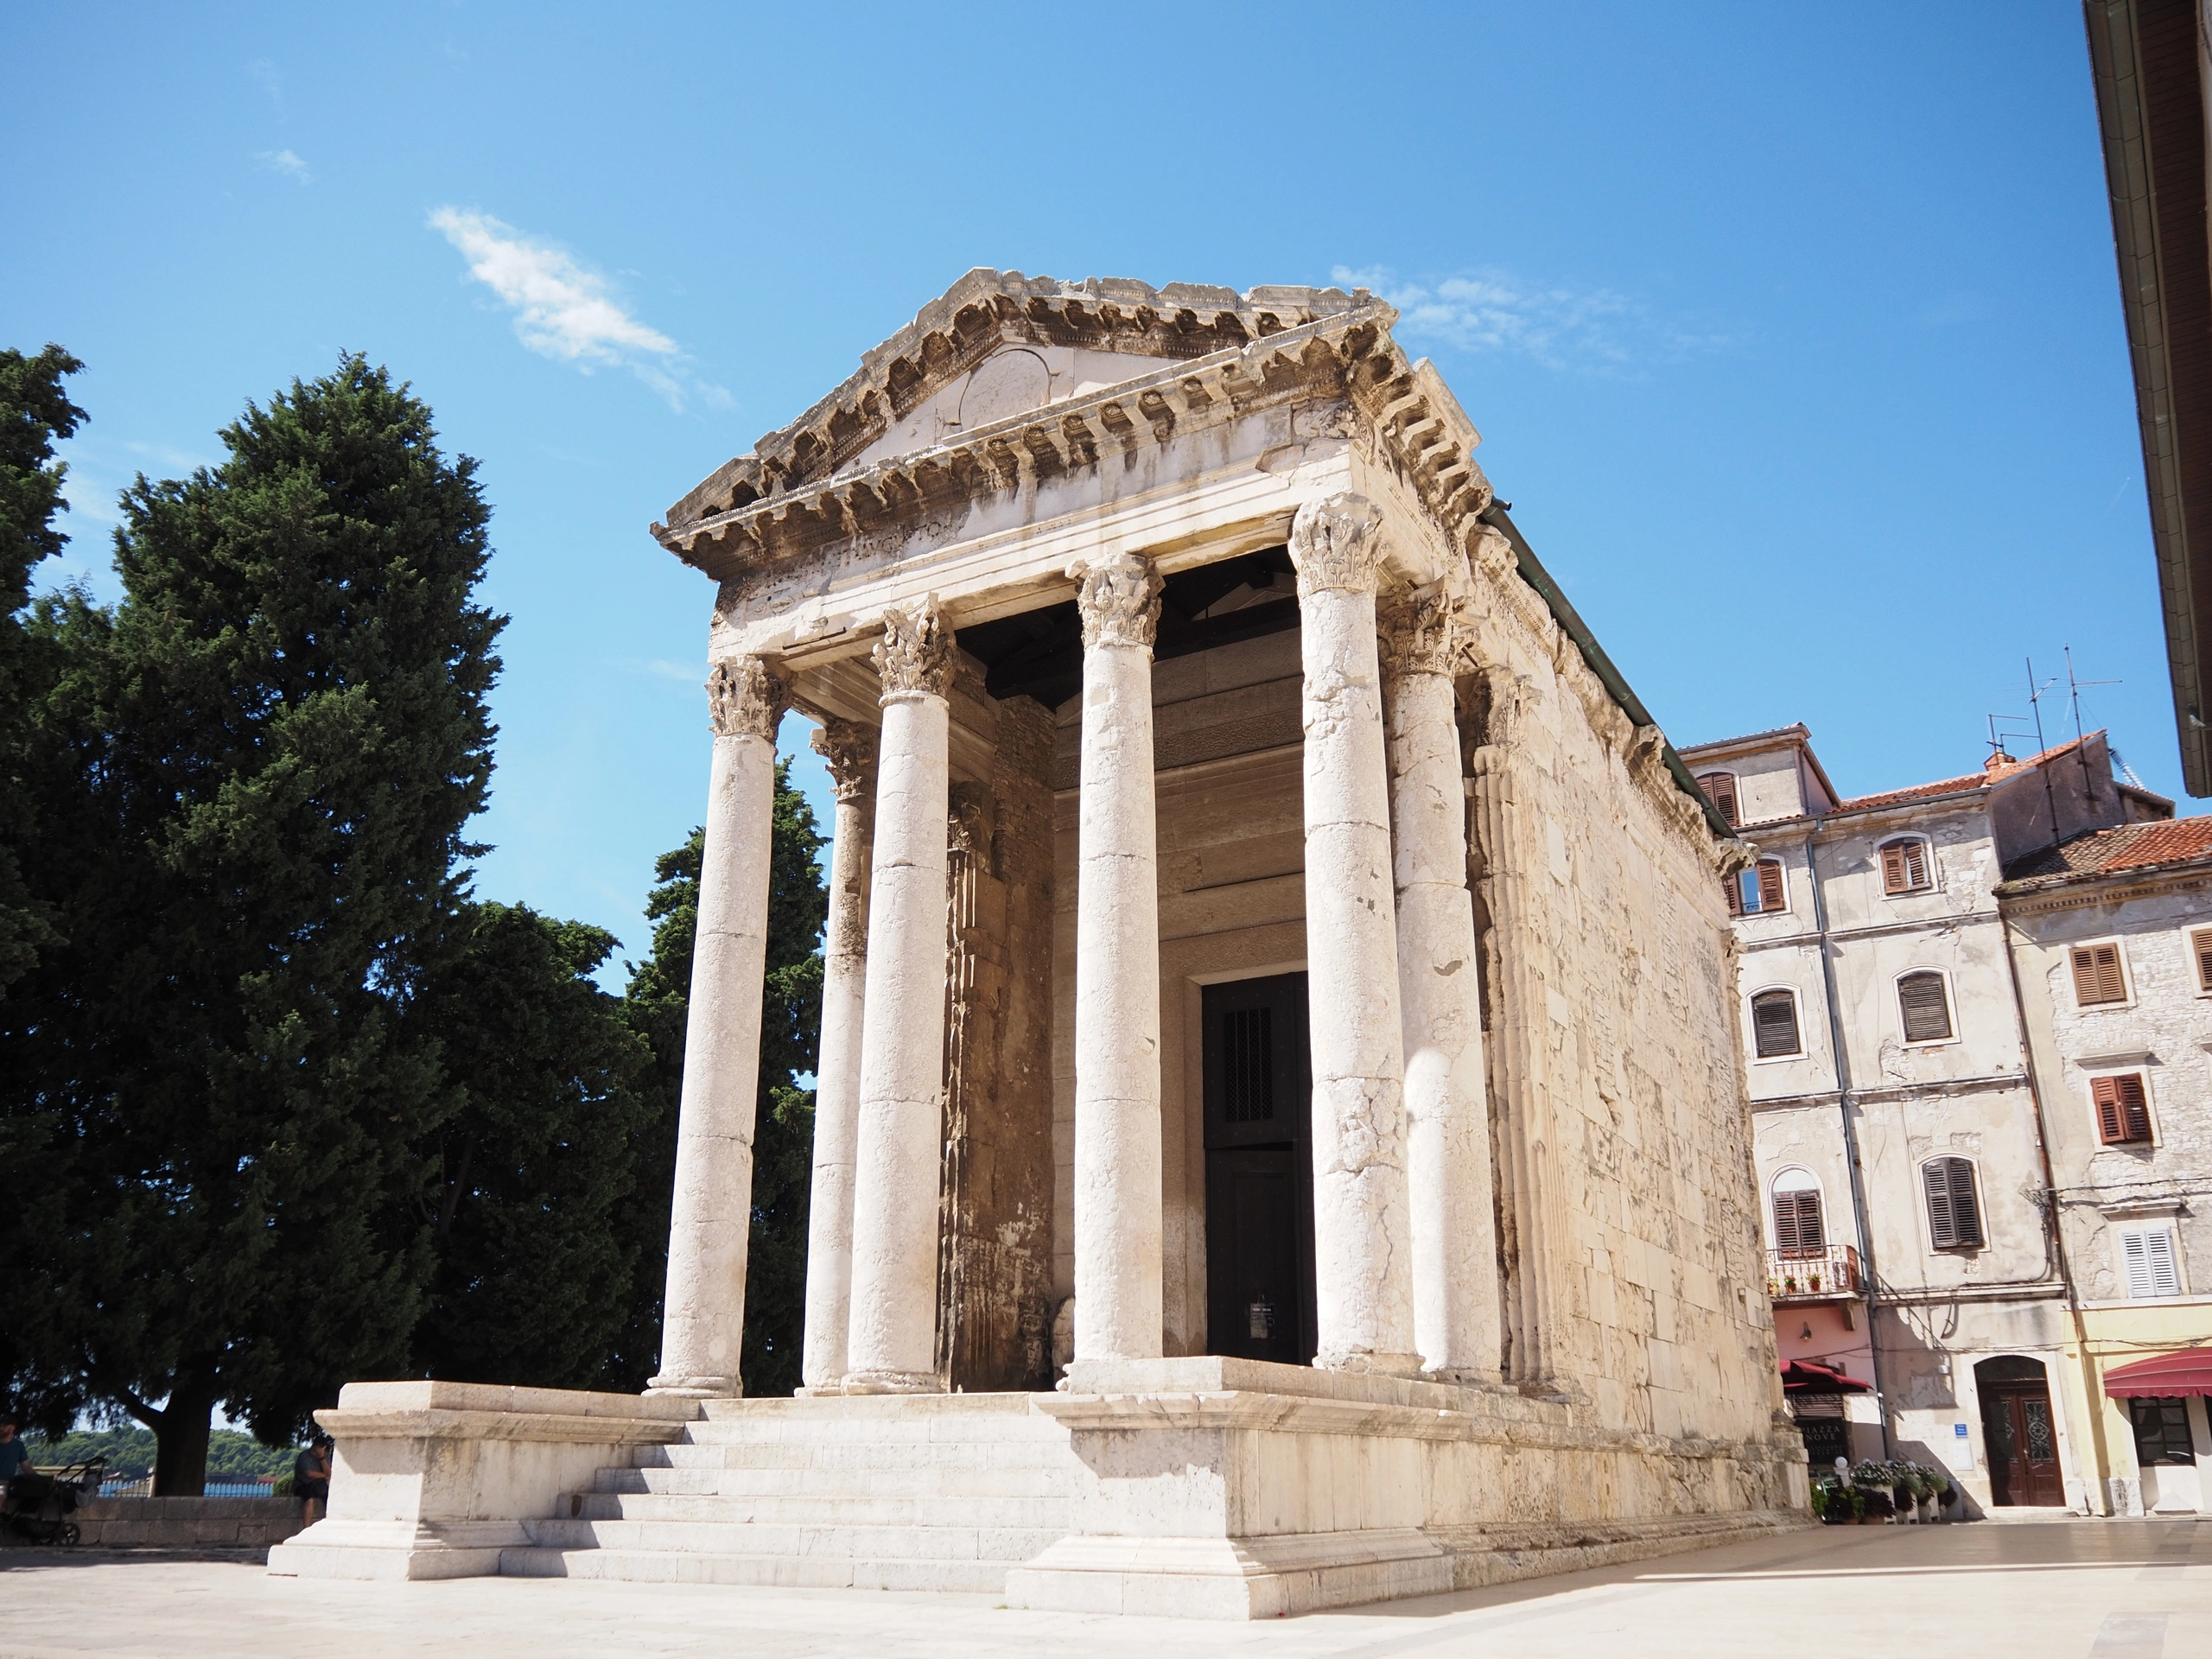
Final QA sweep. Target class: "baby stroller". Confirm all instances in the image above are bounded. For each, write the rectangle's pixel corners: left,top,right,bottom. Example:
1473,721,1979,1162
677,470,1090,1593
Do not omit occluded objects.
3,1455,105,1546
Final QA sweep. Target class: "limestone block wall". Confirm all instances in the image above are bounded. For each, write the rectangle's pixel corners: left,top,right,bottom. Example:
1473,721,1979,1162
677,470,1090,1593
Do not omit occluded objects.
1453,529,1782,1450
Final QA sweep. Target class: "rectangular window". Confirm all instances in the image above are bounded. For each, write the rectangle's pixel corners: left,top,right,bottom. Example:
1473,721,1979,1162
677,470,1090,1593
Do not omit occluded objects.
2194,927,2212,995
1897,972,1954,1043
2091,1073,2152,1146
2120,1226,2183,1300
2129,1397,2196,1466
1923,1157,1983,1249
1751,991,1801,1058
1881,839,1930,895
1221,1007,1274,1123
1700,773,1740,828
2070,944,2126,1007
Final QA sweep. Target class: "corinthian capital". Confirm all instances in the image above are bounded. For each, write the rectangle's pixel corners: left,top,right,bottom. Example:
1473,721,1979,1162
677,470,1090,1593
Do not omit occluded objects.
706,657,788,741
810,717,880,803
1289,493,1387,598
1378,587,1463,681
1074,555,1163,651
872,601,954,700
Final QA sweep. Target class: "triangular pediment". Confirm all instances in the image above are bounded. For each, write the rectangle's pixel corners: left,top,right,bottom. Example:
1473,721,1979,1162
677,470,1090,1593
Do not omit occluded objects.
663,269,1375,530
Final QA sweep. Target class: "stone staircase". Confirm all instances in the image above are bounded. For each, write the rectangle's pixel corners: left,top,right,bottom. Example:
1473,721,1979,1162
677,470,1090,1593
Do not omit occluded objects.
500,1392,1079,1592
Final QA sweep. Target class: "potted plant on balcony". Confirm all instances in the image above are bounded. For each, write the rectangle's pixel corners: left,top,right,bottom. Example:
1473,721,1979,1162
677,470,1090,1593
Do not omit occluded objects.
1783,1274,1799,1294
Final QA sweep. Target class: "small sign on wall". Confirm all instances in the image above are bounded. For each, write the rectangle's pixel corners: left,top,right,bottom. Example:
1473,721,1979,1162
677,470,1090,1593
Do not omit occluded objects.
1952,1421,1974,1469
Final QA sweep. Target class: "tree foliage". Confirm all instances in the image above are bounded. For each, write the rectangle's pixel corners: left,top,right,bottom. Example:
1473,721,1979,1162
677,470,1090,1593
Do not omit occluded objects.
3,356,503,1491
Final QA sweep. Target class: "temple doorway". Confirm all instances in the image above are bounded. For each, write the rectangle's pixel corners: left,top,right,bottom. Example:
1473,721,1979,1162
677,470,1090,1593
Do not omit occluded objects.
1202,972,1318,1365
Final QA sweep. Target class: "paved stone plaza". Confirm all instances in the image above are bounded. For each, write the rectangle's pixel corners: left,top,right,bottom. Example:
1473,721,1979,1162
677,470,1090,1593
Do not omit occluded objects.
8,1522,2210,1657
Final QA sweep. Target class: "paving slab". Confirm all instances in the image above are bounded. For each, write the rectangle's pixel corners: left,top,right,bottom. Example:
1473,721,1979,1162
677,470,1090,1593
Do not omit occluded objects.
0,1519,2208,1658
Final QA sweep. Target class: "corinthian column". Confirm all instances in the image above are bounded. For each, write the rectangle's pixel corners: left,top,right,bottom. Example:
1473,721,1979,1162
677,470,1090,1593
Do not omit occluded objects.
842,602,955,1394
1071,555,1166,1363
1382,589,1502,1380
1289,493,1420,1375
799,718,878,1393
650,657,788,1396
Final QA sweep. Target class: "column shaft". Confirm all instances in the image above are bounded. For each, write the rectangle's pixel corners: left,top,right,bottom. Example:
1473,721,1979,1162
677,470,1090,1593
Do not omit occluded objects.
799,720,877,1393
1289,494,1421,1374
1384,594,1503,1379
843,604,955,1394
651,658,787,1397
1072,556,1166,1363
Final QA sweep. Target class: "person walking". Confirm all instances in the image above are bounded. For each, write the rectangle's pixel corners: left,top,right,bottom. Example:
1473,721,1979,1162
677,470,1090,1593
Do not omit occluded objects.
292,1435,331,1526
0,1416,30,1497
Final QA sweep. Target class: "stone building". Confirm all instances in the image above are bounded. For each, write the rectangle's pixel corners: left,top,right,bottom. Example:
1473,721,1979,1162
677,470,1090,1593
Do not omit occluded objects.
1681,721,2212,1516
271,271,1802,1613
2003,813,2212,1514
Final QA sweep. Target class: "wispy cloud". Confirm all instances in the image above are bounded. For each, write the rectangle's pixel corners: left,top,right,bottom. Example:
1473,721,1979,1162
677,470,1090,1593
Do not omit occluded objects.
257,149,311,184
245,57,285,118
429,207,725,410
1333,264,1732,375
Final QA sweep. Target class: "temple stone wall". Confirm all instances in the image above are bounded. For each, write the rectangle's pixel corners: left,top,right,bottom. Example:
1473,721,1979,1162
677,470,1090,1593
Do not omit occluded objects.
1452,518,1783,1448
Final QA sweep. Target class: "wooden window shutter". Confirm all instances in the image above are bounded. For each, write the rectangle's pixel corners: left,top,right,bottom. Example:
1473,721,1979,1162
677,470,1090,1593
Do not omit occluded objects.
1775,1189,1825,1257
1903,840,1928,890
1700,773,1739,828
2120,1228,2177,1300
2093,1074,2152,1145
1723,873,1744,917
1897,972,1953,1042
2071,944,2126,1006
1752,990,1800,1058
1924,1156,1981,1249
1758,860,1786,912
2194,929,2212,995
1881,842,1907,893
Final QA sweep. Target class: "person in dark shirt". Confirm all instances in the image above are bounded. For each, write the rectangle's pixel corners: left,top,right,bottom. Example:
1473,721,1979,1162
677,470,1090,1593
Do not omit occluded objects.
0,1417,31,1491
292,1435,332,1525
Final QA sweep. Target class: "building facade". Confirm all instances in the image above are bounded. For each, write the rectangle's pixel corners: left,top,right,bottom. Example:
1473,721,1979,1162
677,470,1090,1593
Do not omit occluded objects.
1681,721,2211,1515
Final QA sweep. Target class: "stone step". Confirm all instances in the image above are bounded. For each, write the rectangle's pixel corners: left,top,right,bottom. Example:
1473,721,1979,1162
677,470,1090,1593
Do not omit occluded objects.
598,1465,1074,1500
520,1516,1064,1563
564,1491,1071,1529
672,1415,1066,1447
635,1437,1074,1471
499,1546,1011,1594
695,1392,1042,1422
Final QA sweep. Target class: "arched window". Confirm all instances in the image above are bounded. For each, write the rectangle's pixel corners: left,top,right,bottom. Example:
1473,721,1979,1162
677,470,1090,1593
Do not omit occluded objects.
1897,970,1954,1043
1724,857,1789,918
1771,1168,1826,1258
1697,772,1741,828
1751,989,1802,1058
1922,1156,1984,1249
1879,836,1932,895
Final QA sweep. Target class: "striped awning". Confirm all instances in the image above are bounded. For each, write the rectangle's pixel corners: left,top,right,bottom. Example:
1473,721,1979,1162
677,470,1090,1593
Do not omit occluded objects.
2103,1351,2212,1398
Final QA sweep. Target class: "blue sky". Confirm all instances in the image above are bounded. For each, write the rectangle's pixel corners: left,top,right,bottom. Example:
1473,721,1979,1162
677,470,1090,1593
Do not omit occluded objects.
3,2,2175,978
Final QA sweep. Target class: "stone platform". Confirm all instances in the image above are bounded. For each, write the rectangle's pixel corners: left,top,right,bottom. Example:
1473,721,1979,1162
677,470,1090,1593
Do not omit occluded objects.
269,1365,1807,1618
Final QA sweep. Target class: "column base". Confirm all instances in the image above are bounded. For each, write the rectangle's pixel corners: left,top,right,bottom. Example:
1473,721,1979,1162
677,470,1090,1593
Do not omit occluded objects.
839,1369,945,1395
1313,1349,1426,1377
644,1374,741,1398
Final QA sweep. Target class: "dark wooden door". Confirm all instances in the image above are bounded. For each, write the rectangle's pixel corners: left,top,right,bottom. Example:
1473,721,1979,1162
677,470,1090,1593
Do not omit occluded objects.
1202,973,1316,1364
1982,1384,2065,1506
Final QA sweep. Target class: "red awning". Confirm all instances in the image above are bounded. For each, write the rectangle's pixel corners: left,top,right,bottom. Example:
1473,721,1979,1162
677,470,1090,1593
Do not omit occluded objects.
1781,1359,1872,1394
2103,1351,2212,1399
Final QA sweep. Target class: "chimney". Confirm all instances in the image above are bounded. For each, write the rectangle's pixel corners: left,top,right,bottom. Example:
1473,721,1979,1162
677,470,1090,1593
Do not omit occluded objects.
1985,749,2014,772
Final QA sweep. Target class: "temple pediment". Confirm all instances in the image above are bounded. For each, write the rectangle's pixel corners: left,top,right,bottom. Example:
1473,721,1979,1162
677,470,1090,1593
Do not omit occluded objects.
658,269,1381,537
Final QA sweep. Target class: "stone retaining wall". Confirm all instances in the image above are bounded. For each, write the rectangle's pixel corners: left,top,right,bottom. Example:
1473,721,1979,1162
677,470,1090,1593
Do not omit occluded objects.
3,1496,306,1549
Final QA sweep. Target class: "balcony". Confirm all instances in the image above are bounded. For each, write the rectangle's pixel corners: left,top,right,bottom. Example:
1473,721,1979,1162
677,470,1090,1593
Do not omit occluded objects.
1767,1244,1862,1304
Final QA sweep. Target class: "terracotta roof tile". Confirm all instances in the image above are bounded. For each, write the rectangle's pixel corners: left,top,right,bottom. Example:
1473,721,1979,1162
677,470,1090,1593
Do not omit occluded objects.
2003,817,2212,882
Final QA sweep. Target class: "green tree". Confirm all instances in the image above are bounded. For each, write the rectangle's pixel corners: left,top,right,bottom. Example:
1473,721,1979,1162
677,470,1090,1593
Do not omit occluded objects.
0,344,86,995
405,901,653,1388
613,761,826,1396
3,355,502,1492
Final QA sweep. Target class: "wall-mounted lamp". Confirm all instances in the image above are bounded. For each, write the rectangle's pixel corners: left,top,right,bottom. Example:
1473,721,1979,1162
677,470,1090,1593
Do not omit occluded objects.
1800,1323,1814,1341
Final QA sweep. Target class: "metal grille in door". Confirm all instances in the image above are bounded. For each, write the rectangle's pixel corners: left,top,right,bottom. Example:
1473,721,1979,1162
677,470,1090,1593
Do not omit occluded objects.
1223,1007,1274,1122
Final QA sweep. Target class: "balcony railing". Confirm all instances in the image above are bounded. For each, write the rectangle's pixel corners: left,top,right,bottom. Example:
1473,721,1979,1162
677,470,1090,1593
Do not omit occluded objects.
1767,1244,1861,1302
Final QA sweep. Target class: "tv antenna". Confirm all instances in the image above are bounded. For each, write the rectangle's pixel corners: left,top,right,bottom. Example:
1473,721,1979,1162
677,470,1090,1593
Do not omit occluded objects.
2063,645,2120,806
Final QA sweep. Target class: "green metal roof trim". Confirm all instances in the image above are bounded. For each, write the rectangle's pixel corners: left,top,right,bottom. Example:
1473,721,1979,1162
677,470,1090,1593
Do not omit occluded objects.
1478,504,1737,843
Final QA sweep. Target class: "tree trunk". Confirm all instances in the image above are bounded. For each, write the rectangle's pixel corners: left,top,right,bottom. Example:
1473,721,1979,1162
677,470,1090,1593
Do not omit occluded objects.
150,1369,217,1497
